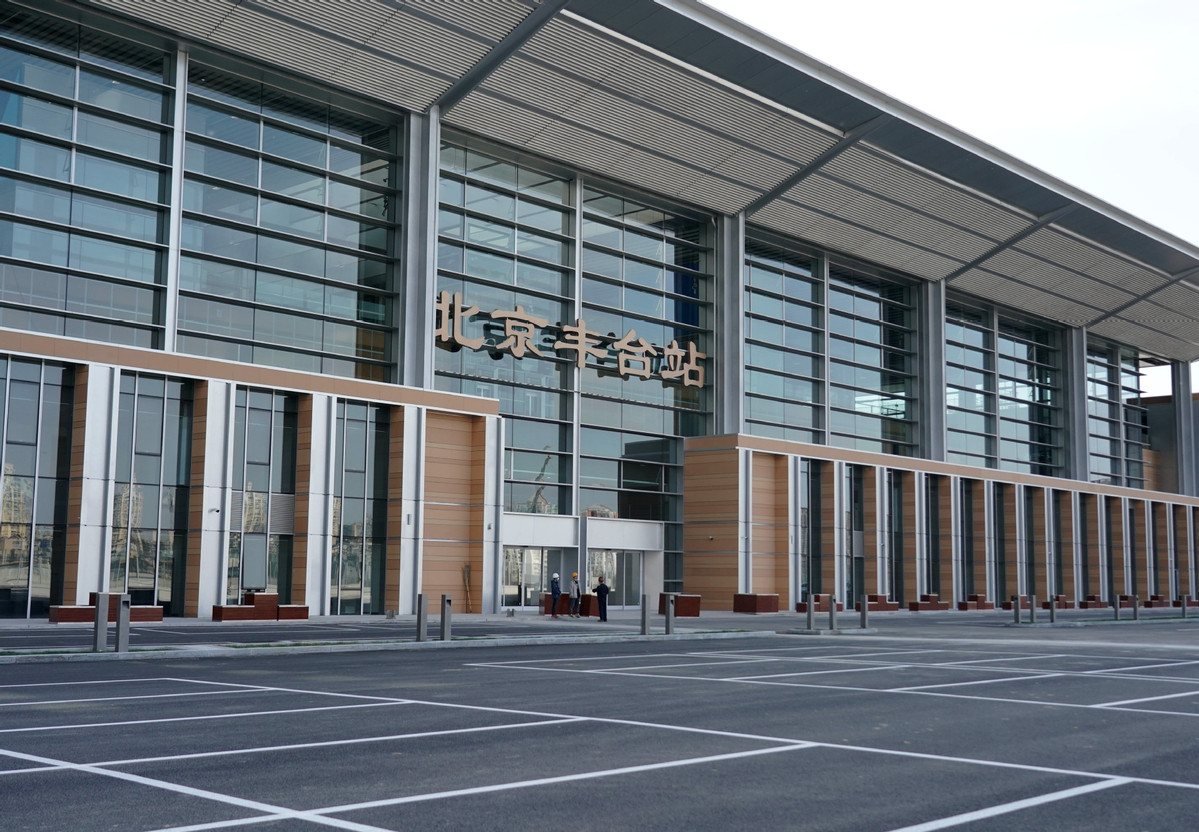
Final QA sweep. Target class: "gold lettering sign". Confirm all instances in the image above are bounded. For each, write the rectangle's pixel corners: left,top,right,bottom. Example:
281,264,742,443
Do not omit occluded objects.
435,290,706,388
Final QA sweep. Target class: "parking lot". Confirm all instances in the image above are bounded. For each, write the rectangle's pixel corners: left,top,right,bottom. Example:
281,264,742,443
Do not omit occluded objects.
3,626,1199,830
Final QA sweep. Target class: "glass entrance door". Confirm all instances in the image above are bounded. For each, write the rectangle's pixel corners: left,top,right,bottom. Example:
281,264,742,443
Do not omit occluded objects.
587,550,642,608
502,547,572,609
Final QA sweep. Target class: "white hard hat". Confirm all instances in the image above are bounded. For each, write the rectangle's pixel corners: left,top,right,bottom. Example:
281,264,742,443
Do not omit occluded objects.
552,573,559,579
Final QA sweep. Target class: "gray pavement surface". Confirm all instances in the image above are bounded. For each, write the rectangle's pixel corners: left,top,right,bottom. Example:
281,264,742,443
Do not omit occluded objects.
2,607,1199,830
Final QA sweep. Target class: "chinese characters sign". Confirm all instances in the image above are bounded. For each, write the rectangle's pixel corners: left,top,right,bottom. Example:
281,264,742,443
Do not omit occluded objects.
435,291,706,388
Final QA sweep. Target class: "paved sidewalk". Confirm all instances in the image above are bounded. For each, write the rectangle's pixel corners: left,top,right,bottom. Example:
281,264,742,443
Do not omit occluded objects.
2,604,1196,664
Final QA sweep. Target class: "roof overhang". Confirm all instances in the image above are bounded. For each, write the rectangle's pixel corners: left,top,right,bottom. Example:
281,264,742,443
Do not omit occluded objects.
62,0,1199,362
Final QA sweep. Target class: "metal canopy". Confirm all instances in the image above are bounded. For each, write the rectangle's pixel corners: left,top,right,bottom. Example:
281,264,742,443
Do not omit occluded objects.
77,0,1199,361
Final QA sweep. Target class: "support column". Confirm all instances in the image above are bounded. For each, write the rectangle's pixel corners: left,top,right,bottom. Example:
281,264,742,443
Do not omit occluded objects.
715,213,745,435
401,110,440,389
1064,328,1090,482
1172,360,1196,497
70,365,120,606
920,280,946,461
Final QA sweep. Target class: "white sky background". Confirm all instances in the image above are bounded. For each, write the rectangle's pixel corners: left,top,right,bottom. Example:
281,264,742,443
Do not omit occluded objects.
701,0,1199,395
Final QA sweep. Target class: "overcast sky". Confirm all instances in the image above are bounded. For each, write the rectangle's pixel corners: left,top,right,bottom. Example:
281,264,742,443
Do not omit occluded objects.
702,0,1199,393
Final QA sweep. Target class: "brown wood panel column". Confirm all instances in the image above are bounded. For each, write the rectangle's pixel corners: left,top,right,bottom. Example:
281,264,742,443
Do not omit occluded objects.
997,484,1018,602
184,381,209,617
384,407,405,614
1176,505,1192,600
900,472,918,607
935,476,954,601
1149,502,1166,598
1055,491,1076,605
819,462,838,600
861,466,878,598
964,480,987,600
291,394,313,607
422,412,485,613
684,447,741,609
1108,497,1127,598
749,452,788,602
1027,487,1046,601
64,365,89,608
1081,493,1102,598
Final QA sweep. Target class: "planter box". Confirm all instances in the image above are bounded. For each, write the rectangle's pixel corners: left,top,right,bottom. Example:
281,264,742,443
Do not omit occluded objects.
733,593,778,614
658,593,701,616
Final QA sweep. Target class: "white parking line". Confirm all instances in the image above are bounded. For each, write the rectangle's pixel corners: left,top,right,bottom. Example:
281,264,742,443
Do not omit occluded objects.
726,664,909,681
1086,660,1199,674
90,717,586,766
1095,689,1199,708
891,673,1062,692
0,701,409,734
882,778,1131,831
0,688,261,708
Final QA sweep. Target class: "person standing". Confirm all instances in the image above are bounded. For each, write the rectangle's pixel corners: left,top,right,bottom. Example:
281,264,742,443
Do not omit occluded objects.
549,572,561,618
593,575,610,622
568,572,581,617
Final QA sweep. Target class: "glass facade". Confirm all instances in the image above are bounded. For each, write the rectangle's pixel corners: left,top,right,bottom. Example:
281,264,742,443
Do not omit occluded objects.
1087,340,1149,487
330,400,388,614
0,11,170,347
827,263,917,455
110,373,192,614
946,297,1063,476
0,356,72,618
744,237,823,443
226,387,297,604
178,64,401,380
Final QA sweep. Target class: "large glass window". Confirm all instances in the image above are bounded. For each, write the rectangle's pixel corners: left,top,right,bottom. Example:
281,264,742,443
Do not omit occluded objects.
226,387,297,603
330,400,388,614
827,263,916,455
1086,340,1149,488
0,356,72,618
177,65,400,381
744,238,823,443
946,296,1063,477
0,10,169,347
109,373,192,614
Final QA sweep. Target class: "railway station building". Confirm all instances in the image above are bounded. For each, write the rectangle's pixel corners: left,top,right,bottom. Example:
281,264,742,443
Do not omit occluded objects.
2,0,1199,619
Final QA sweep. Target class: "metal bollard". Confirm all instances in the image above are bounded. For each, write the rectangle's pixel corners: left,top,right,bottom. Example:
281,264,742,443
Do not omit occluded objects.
1029,595,1037,625
92,592,109,653
1184,595,1190,619
859,597,869,629
415,593,427,642
115,594,131,653
640,594,649,635
440,594,452,641
805,598,814,631
665,596,675,635
1133,595,1140,621
1113,597,1121,620
1048,598,1056,624
828,595,837,631
1012,596,1020,625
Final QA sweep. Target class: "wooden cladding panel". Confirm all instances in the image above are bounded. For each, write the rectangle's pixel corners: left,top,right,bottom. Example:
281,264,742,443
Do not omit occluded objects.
1151,502,1168,598
862,467,878,596
291,395,313,606
1108,498,1127,597
1056,492,1076,603
184,381,208,617
684,447,742,609
999,485,1018,601
936,477,955,602
63,365,89,606
901,473,918,605
1176,506,1192,600
750,453,788,596
384,407,405,614
819,464,837,598
1081,494,1102,598
966,481,988,599
684,450,741,524
422,412,486,613
1027,487,1047,599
